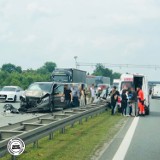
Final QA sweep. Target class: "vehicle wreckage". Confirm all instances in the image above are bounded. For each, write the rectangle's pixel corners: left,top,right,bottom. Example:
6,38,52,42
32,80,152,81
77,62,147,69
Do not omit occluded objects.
18,82,67,113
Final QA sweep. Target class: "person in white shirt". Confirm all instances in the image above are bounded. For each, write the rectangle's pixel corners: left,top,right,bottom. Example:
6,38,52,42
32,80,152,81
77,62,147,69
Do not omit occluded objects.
90,84,95,103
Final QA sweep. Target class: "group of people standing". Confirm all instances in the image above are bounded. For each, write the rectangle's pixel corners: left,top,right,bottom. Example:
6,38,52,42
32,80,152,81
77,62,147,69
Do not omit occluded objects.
64,83,96,108
64,82,146,117
110,85,145,116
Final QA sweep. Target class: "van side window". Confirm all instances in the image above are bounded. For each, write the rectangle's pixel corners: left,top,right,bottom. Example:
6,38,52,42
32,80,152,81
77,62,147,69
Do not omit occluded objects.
54,85,64,96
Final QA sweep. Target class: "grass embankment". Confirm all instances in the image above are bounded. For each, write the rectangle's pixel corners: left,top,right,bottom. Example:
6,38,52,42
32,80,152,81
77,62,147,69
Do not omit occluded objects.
2,111,126,160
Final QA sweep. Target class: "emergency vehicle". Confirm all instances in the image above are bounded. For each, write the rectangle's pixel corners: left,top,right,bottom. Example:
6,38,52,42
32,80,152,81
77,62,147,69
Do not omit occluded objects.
119,73,150,115
151,84,160,99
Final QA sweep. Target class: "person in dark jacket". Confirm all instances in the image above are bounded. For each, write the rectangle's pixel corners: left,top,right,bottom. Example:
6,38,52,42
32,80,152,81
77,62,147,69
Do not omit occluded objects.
130,87,138,116
121,89,128,116
110,86,120,115
64,84,72,107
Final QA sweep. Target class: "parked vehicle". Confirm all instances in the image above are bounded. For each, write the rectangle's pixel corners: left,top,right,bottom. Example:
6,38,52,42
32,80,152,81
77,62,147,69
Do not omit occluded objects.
119,73,150,115
151,84,160,99
19,82,85,112
0,86,24,102
51,68,86,83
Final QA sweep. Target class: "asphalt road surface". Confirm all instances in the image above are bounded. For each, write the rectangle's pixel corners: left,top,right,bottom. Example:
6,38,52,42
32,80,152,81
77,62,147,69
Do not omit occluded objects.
98,98,160,160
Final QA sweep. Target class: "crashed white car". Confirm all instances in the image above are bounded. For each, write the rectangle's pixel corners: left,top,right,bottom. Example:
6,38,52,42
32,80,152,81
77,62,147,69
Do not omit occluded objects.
0,86,24,102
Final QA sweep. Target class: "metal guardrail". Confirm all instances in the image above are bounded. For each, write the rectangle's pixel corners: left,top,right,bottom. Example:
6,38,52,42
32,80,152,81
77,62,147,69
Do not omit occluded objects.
0,102,107,158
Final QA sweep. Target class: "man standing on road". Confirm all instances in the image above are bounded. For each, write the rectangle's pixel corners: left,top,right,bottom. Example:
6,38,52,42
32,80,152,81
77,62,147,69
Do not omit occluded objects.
64,84,72,108
110,86,120,115
90,84,95,103
129,87,138,116
71,84,80,107
137,86,145,116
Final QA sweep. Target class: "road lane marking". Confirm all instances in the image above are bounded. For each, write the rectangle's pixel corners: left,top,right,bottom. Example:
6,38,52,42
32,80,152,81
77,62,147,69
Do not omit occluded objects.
112,117,139,160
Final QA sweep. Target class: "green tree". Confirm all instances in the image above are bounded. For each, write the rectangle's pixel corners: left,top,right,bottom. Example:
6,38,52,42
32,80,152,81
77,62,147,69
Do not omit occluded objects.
1,63,22,73
112,72,121,80
0,61,56,89
92,63,121,84
37,62,57,74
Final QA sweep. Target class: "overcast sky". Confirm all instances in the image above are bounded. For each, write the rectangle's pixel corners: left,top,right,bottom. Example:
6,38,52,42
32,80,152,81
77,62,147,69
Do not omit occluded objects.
0,0,160,80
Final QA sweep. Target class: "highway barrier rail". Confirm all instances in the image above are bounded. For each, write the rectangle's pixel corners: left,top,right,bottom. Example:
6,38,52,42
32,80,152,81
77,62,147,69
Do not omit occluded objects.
0,102,107,158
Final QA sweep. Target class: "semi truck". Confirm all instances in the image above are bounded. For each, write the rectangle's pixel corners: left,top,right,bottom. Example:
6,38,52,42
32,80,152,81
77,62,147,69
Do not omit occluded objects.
86,75,110,87
51,68,86,83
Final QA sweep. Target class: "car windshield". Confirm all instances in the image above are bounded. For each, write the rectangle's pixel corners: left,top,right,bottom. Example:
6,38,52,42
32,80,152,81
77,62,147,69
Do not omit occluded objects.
28,83,53,93
2,87,16,92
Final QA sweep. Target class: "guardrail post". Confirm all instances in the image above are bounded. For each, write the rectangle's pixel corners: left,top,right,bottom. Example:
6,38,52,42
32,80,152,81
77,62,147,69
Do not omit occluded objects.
11,155,16,160
60,127,65,134
79,119,82,125
85,117,88,122
49,132,54,140
71,122,74,128
33,141,38,148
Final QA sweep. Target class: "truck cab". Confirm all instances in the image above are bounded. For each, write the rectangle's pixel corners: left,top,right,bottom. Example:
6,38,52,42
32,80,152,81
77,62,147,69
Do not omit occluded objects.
51,68,86,83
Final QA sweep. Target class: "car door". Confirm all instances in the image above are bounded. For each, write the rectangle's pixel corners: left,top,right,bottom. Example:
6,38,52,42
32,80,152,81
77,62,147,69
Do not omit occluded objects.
53,84,66,108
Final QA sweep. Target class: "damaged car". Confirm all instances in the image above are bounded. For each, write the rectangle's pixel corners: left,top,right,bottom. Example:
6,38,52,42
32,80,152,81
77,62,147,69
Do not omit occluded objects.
19,82,67,112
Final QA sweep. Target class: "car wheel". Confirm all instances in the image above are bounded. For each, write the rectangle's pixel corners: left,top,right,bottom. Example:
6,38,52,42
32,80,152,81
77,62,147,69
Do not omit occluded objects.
14,95,17,102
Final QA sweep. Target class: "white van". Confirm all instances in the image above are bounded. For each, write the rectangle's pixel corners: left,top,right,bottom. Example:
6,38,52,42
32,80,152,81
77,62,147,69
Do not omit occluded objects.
119,73,150,115
151,85,160,99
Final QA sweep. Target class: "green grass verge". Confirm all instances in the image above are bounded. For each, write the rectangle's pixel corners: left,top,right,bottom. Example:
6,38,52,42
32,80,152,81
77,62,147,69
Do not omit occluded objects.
2,111,126,160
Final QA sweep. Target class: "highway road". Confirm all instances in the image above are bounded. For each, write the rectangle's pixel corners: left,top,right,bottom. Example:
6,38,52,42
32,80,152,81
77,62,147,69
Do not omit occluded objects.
98,98,160,160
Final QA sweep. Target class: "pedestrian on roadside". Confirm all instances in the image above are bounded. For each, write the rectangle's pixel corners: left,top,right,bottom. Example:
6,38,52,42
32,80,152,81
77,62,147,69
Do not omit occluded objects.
71,84,80,107
64,84,72,108
90,84,95,103
130,87,138,116
137,86,145,116
110,86,120,115
121,89,128,116
127,88,133,116
79,84,85,107
85,86,92,104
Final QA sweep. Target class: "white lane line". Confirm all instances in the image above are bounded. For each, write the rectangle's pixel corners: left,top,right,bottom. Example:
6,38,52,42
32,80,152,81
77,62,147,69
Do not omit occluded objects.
112,117,139,160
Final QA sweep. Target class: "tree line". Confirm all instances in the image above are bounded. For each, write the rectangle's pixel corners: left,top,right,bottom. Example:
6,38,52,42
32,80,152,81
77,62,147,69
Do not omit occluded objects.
0,62,121,89
0,62,56,89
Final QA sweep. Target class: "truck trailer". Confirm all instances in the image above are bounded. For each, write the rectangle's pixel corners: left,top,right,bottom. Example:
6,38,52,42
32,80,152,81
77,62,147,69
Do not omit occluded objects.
51,68,86,83
86,75,110,87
